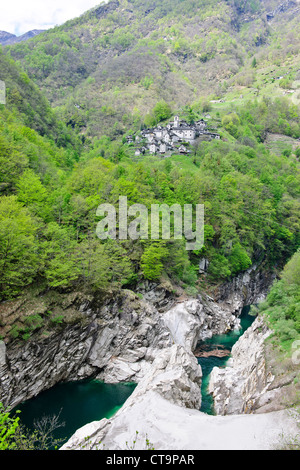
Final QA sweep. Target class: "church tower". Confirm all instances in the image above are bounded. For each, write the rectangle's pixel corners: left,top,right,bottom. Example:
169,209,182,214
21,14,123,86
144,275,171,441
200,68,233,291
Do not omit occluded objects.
174,116,180,128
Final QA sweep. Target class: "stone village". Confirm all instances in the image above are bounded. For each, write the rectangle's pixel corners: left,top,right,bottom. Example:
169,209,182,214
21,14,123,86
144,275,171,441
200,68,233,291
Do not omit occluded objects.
126,115,220,157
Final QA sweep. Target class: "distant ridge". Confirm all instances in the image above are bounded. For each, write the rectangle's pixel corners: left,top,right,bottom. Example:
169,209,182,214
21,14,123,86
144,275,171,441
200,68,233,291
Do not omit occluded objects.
3,0,300,139
0,29,45,46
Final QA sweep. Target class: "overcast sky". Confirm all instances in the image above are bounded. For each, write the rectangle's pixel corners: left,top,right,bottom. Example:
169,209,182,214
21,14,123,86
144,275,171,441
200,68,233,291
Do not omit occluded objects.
1,1,105,36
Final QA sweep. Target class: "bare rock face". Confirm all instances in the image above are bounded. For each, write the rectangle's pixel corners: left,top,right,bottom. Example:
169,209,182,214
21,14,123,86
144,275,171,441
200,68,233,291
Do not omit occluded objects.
61,341,300,451
61,344,202,450
0,341,6,366
163,300,205,350
214,264,276,314
96,294,243,384
208,316,274,415
0,264,274,409
0,323,99,409
129,344,203,409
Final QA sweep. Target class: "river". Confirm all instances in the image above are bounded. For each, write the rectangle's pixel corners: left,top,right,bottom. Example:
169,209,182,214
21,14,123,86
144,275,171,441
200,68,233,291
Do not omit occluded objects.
14,305,255,447
197,305,256,414
15,380,136,448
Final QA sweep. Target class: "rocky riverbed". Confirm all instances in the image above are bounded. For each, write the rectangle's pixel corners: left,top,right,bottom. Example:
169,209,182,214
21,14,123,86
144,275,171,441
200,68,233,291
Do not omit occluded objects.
194,344,231,358
3,264,297,450
209,315,300,415
1,264,273,409
61,328,299,451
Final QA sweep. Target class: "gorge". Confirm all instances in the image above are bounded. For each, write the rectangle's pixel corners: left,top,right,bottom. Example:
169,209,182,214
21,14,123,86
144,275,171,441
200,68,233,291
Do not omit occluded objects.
0,263,272,410
15,304,254,448
1,263,298,449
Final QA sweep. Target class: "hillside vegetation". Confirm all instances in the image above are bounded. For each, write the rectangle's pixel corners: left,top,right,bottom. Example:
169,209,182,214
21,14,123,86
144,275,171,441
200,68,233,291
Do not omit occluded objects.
4,0,300,139
0,0,299,343
258,249,300,351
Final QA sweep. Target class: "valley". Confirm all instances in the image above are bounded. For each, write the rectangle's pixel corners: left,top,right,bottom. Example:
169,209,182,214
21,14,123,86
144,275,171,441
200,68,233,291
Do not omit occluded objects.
0,0,299,451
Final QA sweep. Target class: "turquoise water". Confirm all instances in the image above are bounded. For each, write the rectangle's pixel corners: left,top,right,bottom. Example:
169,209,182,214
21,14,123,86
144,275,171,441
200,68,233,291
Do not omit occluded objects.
14,380,136,448
13,306,254,447
197,305,256,415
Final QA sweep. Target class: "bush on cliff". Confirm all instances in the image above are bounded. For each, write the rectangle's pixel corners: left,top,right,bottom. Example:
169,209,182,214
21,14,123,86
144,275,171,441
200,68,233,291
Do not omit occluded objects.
258,250,300,353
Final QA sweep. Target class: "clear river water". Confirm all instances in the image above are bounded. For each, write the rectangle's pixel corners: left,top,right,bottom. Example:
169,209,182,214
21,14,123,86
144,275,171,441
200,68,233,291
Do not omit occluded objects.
197,305,255,414
14,305,255,446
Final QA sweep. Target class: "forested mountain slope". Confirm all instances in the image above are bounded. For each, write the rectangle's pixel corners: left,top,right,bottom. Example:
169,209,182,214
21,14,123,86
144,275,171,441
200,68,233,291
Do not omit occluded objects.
0,50,81,148
3,0,300,138
0,0,299,345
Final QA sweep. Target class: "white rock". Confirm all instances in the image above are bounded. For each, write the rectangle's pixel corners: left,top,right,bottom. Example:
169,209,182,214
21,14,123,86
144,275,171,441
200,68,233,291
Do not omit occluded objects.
61,390,299,450
208,316,274,415
162,300,204,350
61,344,203,450
0,341,6,366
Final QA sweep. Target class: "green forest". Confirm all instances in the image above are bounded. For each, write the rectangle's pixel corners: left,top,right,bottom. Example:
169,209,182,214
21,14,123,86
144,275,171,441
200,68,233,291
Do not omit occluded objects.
0,0,299,350
4,0,300,139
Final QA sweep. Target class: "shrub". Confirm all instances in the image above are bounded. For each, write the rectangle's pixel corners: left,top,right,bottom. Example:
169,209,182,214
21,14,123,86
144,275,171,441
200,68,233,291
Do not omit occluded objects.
0,403,20,450
228,243,252,275
141,243,169,280
207,253,231,280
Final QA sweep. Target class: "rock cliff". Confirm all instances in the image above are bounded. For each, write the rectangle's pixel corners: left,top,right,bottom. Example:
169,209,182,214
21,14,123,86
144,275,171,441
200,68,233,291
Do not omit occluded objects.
208,315,300,415
0,264,274,409
0,288,236,408
209,316,273,414
61,344,203,450
61,341,299,451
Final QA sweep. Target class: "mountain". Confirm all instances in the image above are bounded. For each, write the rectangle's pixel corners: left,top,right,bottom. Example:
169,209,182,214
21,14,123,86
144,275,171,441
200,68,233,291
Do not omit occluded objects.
0,48,81,149
0,0,299,305
0,31,16,44
0,29,45,46
4,0,300,139
0,47,82,193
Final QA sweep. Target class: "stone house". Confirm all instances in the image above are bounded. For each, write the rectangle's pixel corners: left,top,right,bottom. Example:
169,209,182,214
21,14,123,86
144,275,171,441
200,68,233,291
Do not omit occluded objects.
154,127,163,139
195,119,206,131
159,142,167,154
172,126,196,141
149,143,157,154
135,147,147,156
163,132,171,143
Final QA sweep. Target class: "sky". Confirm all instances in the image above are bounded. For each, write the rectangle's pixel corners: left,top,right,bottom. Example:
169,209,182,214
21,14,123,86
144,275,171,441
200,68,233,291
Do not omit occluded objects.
0,0,105,36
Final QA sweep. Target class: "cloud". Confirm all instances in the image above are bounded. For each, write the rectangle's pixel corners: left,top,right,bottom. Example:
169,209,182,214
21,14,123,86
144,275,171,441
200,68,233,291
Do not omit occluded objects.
1,0,104,36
